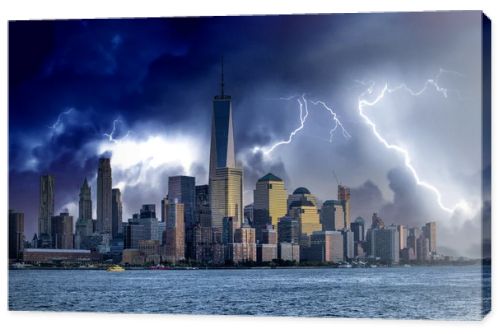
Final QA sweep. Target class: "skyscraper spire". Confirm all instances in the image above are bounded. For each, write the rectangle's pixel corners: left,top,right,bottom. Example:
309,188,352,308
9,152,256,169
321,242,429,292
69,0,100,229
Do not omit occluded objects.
220,56,224,97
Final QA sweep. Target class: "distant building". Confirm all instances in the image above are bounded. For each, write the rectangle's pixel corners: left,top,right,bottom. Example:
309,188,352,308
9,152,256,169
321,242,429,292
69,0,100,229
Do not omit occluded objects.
287,187,318,210
97,158,112,235
123,220,145,249
397,225,407,250
123,204,160,249
208,69,243,236
192,225,214,263
374,227,400,264
342,229,354,261
288,197,321,236
261,225,278,245
51,212,74,249
78,178,92,221
168,176,196,258
138,240,161,265
337,185,351,230
210,167,243,233
320,200,345,231
160,196,169,223
162,202,185,263
371,213,385,229
278,242,300,262
231,222,256,263
244,204,254,225
253,173,287,243
400,247,416,262
350,216,365,242
417,234,430,262
111,188,123,239
121,249,144,266
277,216,300,244
195,185,211,227
9,210,24,261
423,222,437,254
38,174,55,246
305,231,344,263
257,244,277,263
406,227,421,253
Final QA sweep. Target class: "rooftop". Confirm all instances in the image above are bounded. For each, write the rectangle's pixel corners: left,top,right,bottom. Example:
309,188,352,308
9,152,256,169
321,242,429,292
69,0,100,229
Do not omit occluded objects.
293,187,311,195
258,173,283,182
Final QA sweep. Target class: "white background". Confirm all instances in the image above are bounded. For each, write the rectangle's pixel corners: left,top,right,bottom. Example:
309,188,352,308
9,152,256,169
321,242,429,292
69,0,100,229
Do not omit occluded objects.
0,1,497,333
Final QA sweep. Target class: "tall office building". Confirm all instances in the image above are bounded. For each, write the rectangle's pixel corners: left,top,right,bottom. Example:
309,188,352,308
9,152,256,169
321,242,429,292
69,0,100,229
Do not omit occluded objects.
423,221,437,254
208,62,243,232
253,173,287,242
195,185,210,227
9,210,24,261
417,234,430,262
397,224,407,250
78,178,92,221
231,222,257,263
75,179,93,249
38,175,55,240
350,216,365,242
51,212,74,249
320,200,345,231
337,185,351,230
168,176,195,258
211,168,243,231
163,202,185,263
407,227,421,252
288,197,321,236
97,158,112,234
278,216,300,244
374,228,400,264
112,188,123,238
306,231,344,263
209,59,236,180
168,176,195,228
161,196,169,223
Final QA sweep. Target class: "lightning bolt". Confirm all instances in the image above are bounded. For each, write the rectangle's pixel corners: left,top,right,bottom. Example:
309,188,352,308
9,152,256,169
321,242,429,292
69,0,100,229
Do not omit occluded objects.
48,108,75,132
357,70,470,214
256,94,350,155
310,100,351,142
255,94,309,155
103,118,131,143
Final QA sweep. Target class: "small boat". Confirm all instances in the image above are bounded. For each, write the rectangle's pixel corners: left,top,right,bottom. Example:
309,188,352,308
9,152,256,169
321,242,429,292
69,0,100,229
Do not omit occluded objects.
107,264,125,272
338,263,352,268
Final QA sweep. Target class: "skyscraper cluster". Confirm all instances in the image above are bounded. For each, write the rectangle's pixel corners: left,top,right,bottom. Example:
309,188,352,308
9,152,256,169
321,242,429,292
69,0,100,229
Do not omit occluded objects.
9,67,439,266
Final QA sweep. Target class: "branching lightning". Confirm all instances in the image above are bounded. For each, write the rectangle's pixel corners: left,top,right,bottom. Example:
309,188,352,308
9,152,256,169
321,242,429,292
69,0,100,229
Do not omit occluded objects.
256,94,309,155
310,100,351,142
357,70,470,214
256,94,351,155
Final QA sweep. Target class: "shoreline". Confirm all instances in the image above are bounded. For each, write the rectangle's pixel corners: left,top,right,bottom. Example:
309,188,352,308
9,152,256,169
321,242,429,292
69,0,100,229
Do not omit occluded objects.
9,262,486,271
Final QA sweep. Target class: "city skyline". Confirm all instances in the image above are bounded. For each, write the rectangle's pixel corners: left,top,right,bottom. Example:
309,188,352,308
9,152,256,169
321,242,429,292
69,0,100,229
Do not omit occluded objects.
8,12,488,258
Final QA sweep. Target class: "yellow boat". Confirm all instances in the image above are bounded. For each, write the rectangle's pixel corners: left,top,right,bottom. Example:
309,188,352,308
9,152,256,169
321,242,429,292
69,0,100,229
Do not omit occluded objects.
107,264,125,272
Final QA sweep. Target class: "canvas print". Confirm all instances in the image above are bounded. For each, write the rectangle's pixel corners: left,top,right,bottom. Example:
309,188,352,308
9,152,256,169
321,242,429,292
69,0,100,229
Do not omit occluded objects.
8,11,491,320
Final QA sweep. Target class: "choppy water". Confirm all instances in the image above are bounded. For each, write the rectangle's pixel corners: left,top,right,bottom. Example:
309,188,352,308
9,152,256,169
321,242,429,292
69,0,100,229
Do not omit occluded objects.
9,265,490,320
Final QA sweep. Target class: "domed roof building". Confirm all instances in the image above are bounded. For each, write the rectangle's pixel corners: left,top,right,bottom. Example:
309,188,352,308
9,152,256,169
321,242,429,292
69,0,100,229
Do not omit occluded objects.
292,187,311,195
287,186,318,210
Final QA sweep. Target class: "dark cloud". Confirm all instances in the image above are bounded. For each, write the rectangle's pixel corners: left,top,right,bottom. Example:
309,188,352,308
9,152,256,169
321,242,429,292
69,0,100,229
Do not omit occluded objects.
350,180,385,222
